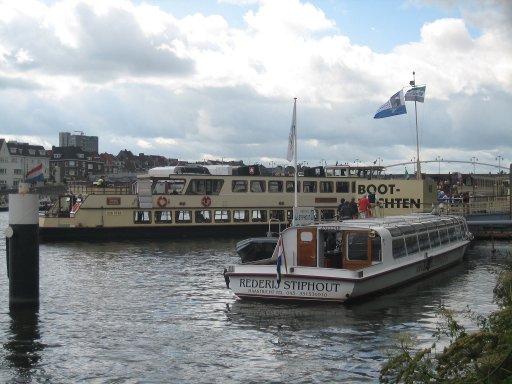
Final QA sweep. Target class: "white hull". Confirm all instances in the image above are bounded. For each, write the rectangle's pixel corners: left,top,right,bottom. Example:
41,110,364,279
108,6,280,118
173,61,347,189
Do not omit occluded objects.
225,214,472,303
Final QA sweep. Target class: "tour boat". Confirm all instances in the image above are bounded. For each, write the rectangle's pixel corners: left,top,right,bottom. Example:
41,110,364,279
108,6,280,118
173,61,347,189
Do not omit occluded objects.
224,214,473,303
38,163,438,242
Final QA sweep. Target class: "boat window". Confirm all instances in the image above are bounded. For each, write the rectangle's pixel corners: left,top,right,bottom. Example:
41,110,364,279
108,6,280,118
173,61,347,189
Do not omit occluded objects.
251,209,267,222
371,236,382,261
232,180,248,193
300,231,313,242
320,181,333,193
440,228,450,244
134,210,151,224
430,230,441,247
214,210,230,223
186,179,223,195
176,210,192,223
302,181,317,193
195,210,211,223
418,232,430,251
269,210,285,221
250,180,266,193
155,210,172,223
346,233,368,261
286,181,300,192
388,227,403,237
268,180,283,192
405,235,419,255
335,181,349,193
168,180,185,194
320,209,335,220
392,238,407,258
234,210,249,222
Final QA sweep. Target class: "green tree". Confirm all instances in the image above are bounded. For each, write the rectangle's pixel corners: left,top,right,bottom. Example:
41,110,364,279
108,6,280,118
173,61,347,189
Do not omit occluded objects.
380,257,512,383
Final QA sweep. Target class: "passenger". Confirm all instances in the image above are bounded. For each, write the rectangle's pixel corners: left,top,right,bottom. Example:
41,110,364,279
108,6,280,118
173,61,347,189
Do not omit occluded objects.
336,198,346,220
97,175,105,187
358,194,370,218
340,203,351,220
368,191,376,217
349,197,358,219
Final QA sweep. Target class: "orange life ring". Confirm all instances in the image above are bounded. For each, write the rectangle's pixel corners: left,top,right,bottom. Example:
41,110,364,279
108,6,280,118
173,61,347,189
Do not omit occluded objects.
201,196,211,207
157,196,167,208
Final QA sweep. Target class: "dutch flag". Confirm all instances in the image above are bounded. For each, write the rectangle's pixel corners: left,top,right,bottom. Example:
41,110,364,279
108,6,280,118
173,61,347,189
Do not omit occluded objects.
25,164,44,183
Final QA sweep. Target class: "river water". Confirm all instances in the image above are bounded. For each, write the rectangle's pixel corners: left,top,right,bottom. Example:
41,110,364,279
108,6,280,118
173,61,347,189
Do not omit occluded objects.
0,211,509,383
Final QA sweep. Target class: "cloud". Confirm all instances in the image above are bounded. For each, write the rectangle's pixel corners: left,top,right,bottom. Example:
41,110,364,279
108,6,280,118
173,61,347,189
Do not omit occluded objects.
0,0,510,174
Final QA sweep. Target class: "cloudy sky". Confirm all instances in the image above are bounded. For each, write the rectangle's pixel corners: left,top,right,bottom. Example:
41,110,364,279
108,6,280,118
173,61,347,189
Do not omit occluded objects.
1,0,510,174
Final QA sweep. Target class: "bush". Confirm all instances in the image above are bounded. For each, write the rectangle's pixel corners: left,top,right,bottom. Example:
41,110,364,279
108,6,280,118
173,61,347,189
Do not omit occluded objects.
380,256,512,383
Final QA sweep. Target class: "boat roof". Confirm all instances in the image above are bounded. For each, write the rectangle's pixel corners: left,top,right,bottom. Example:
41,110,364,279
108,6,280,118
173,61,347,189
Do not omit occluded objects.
288,214,466,233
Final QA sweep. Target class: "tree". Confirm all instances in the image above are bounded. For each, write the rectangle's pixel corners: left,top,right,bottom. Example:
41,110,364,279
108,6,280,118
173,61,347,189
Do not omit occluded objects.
380,257,512,383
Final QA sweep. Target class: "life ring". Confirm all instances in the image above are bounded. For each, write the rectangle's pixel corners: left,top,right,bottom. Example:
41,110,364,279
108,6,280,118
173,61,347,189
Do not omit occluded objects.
201,196,211,207
157,196,167,208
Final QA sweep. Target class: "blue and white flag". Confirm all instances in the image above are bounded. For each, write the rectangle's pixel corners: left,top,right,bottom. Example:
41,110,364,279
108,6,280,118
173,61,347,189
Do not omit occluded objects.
286,99,296,162
374,90,407,119
405,86,426,102
276,237,284,285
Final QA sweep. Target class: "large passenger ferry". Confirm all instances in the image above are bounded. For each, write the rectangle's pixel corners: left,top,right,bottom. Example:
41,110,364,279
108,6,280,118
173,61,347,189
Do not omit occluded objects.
39,164,438,241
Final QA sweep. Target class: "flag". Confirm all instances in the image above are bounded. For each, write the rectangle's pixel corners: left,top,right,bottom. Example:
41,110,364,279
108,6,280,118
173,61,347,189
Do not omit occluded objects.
25,163,44,183
286,99,296,162
374,90,407,119
276,237,284,285
405,86,426,102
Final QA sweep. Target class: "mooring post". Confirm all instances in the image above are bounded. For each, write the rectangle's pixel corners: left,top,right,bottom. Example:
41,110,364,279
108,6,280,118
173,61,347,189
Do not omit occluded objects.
5,183,39,309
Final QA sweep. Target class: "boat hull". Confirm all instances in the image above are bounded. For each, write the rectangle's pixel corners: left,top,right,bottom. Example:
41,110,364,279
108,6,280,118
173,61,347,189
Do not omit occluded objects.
226,243,469,303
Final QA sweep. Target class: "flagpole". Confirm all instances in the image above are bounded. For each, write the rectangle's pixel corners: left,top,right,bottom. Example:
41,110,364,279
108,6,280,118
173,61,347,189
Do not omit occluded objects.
293,98,298,210
411,71,421,180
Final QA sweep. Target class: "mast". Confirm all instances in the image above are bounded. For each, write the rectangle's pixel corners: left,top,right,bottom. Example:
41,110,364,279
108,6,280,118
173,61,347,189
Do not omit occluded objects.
410,71,422,180
293,98,298,210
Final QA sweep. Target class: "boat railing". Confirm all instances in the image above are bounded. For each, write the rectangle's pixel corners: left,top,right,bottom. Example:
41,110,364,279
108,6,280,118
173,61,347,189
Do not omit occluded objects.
266,218,282,237
436,196,510,216
67,181,136,196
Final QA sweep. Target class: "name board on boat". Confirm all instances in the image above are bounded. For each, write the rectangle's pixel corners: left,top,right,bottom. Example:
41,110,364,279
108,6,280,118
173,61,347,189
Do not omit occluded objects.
106,197,121,205
293,207,315,225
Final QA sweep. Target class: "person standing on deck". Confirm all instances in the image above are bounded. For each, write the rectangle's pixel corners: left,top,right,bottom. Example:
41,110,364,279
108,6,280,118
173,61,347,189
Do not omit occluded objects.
358,194,370,218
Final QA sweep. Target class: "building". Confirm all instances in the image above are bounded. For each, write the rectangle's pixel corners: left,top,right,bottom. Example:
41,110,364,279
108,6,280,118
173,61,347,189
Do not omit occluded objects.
0,139,50,190
50,146,104,182
59,131,99,153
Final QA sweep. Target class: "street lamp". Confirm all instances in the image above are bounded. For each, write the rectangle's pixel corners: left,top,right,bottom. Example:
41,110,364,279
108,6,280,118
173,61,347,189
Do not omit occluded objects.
470,157,478,174
354,159,360,167
496,155,504,173
435,156,443,175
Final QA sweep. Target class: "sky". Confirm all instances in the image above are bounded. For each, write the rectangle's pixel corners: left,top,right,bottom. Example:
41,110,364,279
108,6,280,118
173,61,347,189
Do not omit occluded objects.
0,0,511,175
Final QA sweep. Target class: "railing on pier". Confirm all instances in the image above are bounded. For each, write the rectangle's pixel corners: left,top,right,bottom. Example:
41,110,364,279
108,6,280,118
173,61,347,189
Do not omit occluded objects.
437,196,510,217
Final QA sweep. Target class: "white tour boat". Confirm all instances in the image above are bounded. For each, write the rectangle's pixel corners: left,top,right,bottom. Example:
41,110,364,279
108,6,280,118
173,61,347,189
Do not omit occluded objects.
224,213,473,303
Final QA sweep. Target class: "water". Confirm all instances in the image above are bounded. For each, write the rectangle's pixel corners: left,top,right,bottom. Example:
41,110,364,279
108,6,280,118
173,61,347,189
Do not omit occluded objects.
0,211,509,383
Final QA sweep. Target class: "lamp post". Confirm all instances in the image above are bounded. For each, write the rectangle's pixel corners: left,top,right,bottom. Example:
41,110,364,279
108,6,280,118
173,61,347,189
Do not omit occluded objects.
354,159,359,167
470,156,478,174
435,156,443,175
496,155,504,173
